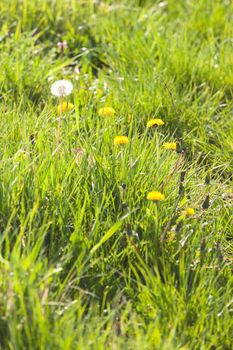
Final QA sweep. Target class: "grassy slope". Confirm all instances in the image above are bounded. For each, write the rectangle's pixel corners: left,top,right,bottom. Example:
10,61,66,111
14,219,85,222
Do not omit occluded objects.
0,0,232,349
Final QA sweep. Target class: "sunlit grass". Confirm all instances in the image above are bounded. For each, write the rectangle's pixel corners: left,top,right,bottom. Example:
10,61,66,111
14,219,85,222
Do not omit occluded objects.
0,0,232,349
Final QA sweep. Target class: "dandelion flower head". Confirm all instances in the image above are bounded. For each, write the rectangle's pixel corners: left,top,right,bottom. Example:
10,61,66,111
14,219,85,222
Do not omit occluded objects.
114,136,129,145
183,207,195,216
57,102,74,114
98,107,116,117
163,142,177,150
147,191,165,201
146,118,164,128
51,80,73,97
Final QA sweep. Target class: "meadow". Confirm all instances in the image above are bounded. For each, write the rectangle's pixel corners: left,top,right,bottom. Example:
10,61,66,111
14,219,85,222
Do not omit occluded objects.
0,0,233,349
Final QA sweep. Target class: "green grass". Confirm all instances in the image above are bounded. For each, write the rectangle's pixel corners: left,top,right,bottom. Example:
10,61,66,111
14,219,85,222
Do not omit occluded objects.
0,0,233,349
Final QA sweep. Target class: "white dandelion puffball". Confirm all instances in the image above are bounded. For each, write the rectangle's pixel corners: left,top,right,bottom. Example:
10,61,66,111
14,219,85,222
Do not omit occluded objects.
51,80,73,97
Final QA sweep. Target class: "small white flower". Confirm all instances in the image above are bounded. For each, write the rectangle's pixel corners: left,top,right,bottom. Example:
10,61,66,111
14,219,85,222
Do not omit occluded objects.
51,80,73,97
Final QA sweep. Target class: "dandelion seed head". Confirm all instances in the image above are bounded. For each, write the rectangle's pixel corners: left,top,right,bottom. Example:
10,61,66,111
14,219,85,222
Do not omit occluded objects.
51,80,73,97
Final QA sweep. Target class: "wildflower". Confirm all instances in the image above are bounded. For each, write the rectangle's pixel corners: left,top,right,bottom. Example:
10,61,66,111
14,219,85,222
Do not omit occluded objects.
57,102,74,114
57,41,68,52
146,118,164,128
113,136,129,145
163,142,177,150
147,191,165,202
51,80,73,97
183,207,195,216
98,107,116,117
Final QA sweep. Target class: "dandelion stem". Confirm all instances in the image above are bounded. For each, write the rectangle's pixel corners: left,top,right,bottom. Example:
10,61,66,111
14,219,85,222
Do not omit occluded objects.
57,97,63,146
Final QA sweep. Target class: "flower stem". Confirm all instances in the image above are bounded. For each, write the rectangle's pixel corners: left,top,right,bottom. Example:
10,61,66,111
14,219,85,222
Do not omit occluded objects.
57,98,63,146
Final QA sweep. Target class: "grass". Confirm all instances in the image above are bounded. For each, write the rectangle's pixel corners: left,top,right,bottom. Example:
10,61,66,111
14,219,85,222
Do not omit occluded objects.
0,0,233,349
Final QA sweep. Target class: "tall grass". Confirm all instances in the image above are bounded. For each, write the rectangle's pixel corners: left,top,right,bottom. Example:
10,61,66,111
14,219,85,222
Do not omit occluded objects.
0,0,232,349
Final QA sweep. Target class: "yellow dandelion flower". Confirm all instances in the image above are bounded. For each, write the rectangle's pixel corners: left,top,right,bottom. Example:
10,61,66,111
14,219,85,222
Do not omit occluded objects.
57,102,74,114
114,136,129,145
98,107,116,117
183,207,195,216
147,191,165,201
146,118,164,128
163,142,177,150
